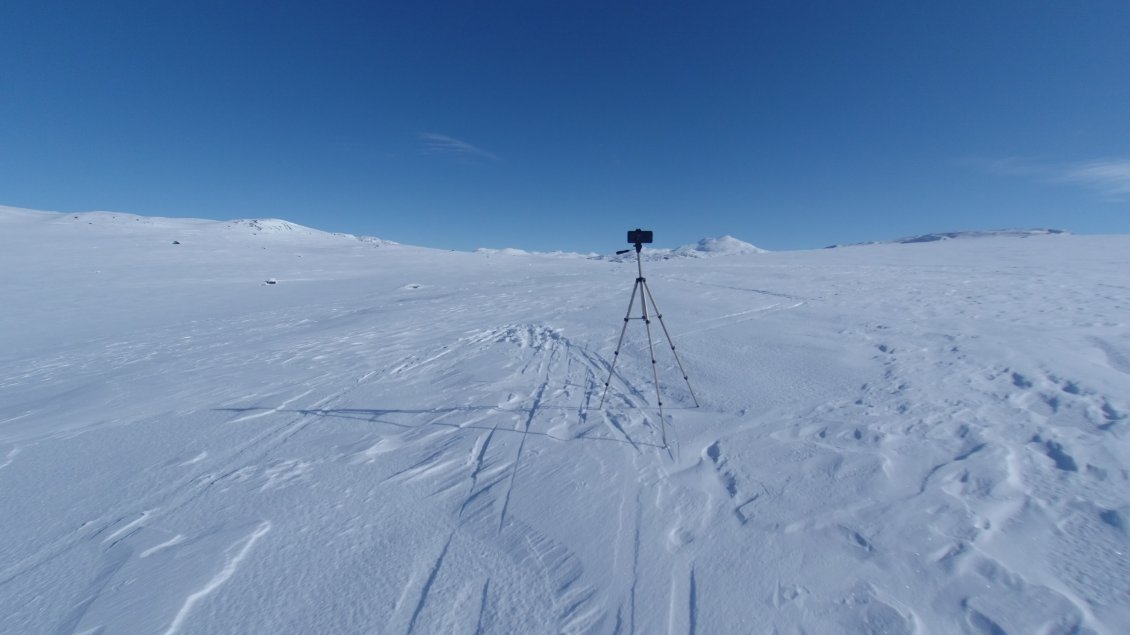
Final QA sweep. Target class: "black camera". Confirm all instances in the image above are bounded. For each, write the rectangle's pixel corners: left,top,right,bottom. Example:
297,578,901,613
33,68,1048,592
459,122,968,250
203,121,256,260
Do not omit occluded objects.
627,229,653,244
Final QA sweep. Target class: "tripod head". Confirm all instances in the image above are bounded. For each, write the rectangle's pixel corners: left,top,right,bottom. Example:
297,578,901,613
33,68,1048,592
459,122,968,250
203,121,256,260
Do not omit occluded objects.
617,228,653,255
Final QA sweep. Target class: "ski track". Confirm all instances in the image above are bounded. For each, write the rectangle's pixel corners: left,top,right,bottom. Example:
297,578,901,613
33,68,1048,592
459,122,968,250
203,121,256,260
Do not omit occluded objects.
334,322,640,631
430,323,664,631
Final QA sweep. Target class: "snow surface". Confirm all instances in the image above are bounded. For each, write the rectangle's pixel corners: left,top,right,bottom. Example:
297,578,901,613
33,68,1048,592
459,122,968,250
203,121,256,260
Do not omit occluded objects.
2,205,1129,634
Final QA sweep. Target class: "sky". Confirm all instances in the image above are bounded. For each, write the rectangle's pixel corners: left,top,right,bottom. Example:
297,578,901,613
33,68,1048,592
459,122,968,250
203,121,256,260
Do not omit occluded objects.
2,1,1128,252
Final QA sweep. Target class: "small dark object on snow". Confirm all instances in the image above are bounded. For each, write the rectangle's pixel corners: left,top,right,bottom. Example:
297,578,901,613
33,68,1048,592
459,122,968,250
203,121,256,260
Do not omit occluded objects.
264,278,277,285
172,240,181,245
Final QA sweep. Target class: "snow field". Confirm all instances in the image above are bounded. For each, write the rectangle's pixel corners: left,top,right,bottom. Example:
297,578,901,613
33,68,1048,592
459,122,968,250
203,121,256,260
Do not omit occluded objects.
1,206,1129,633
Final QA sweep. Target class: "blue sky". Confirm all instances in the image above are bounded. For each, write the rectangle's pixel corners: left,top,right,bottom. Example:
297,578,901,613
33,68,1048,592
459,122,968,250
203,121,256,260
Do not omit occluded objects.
2,1,1128,252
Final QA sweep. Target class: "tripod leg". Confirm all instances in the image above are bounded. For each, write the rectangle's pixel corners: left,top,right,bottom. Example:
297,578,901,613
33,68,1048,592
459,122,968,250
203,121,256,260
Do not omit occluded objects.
598,279,640,408
638,281,668,448
642,280,700,407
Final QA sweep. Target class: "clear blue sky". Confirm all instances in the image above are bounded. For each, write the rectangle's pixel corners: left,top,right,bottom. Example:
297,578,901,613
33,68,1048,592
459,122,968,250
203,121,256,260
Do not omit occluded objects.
2,1,1128,251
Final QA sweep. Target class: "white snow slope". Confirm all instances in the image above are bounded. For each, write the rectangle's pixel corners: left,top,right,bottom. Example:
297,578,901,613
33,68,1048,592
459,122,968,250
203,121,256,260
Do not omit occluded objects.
2,206,1129,634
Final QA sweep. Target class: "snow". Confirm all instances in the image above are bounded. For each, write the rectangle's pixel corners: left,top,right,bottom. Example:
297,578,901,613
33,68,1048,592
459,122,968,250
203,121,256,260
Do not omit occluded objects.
672,235,767,256
597,235,767,263
475,247,534,256
827,228,1069,248
2,205,1129,634
475,235,763,261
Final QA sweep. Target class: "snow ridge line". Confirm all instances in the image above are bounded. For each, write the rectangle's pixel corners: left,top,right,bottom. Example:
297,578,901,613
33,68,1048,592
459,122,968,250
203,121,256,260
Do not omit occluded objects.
630,489,642,633
688,566,698,635
163,521,271,635
405,531,455,635
0,446,19,470
458,428,498,519
472,579,491,635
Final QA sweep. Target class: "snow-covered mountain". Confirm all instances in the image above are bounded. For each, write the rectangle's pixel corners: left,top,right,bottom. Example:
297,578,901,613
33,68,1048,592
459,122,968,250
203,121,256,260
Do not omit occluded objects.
672,235,768,256
2,205,1128,634
0,206,396,246
826,228,1068,248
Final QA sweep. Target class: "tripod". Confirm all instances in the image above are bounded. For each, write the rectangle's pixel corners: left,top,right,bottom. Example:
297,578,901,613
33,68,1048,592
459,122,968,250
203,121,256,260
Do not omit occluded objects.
598,240,699,448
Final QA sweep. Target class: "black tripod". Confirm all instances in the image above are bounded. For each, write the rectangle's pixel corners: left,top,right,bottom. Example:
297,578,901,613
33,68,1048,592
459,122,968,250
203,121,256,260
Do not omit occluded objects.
598,238,698,448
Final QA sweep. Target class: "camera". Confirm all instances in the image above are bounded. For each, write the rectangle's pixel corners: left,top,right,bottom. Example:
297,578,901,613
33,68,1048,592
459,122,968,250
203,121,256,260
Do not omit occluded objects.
627,229,653,244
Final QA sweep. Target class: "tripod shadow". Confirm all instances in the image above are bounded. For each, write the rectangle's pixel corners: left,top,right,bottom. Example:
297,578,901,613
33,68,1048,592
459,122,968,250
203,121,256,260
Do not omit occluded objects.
214,405,666,449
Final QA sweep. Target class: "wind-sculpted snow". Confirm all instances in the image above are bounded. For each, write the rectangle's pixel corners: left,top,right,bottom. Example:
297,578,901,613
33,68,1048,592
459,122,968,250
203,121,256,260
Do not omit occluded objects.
1,205,1129,633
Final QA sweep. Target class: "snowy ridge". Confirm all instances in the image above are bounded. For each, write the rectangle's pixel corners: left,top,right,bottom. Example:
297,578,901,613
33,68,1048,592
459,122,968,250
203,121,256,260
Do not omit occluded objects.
673,235,768,256
475,247,536,256
0,206,396,246
475,235,764,261
226,218,309,233
2,206,1129,634
474,247,598,258
827,228,1069,248
223,218,396,245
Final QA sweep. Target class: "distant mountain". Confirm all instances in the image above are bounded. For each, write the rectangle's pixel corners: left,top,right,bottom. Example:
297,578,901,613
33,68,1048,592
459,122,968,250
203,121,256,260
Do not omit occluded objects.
673,235,768,257
221,218,398,245
0,206,397,246
473,236,766,261
596,235,767,262
826,228,1068,248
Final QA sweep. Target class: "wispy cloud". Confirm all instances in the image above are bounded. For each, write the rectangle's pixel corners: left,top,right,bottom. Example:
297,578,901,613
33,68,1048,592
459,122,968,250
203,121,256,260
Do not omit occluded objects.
419,133,500,162
971,156,1130,200
1059,159,1130,199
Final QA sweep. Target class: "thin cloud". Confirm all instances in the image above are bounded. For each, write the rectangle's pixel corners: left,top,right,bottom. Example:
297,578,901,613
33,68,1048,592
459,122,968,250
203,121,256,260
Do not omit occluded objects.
419,133,500,162
1059,159,1130,199
971,156,1130,200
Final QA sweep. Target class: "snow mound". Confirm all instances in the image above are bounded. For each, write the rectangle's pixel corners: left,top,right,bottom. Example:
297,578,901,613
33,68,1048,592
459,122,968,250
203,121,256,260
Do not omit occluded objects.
674,235,768,256
225,219,398,245
219,220,399,245
357,235,398,246
476,247,532,256
223,218,329,237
